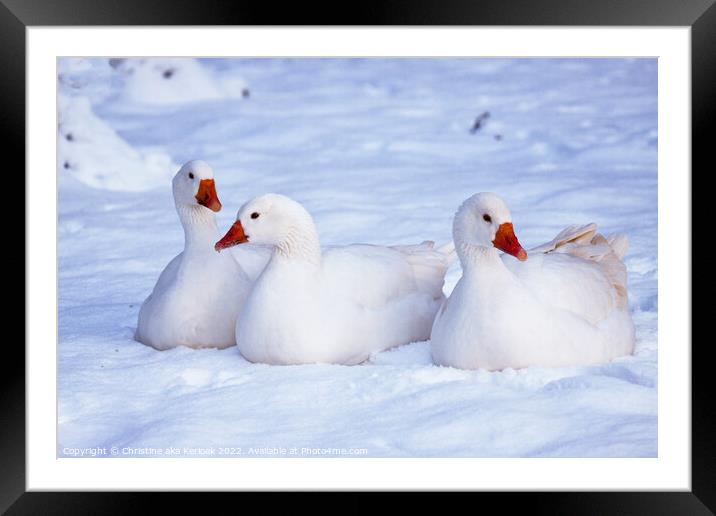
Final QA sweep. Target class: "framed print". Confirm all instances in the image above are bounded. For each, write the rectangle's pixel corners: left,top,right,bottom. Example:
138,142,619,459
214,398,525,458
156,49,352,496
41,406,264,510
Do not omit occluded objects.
7,0,709,512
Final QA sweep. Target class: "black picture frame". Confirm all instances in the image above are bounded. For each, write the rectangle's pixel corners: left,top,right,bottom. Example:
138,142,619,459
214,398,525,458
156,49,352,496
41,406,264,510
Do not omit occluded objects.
5,0,707,512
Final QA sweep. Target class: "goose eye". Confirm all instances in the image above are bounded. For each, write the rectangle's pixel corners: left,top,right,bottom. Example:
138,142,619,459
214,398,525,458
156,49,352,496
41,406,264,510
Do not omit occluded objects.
188,172,194,179
251,212,260,219
483,214,492,223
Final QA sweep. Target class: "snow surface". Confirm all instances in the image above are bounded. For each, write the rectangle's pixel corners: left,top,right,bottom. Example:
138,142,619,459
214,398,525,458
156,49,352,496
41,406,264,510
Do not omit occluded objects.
58,58,657,458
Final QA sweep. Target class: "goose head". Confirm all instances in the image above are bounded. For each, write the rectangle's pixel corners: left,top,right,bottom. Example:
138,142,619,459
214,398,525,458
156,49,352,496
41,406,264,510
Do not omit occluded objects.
215,194,313,251
453,192,527,261
172,160,222,212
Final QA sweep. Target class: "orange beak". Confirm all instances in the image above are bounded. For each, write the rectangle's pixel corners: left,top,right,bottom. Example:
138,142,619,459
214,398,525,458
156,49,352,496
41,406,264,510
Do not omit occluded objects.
195,179,222,212
493,222,527,261
215,220,249,251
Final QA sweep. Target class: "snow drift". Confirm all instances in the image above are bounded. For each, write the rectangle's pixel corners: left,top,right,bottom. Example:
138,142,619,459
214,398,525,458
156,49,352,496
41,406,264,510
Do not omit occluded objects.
58,94,176,191
110,58,250,105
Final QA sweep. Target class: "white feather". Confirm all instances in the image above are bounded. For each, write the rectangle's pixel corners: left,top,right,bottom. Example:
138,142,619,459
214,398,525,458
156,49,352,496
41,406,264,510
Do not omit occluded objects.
135,161,255,350
431,192,635,370
226,194,452,365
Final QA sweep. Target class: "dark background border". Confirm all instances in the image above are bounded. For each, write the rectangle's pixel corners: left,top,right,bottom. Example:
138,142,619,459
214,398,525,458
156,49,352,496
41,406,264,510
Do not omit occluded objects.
5,0,707,513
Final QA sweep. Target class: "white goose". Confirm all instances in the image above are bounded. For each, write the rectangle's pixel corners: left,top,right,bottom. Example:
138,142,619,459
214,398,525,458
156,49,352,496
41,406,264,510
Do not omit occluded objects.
214,193,455,365
430,192,635,370
135,160,252,350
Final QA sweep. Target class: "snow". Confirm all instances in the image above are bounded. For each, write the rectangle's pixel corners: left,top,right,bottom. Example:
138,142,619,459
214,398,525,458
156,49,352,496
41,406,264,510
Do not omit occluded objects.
109,58,250,105
58,58,657,457
58,94,176,191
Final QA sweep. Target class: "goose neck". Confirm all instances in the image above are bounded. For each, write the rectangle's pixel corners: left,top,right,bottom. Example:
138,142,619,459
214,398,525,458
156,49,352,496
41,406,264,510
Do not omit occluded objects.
456,241,507,276
273,224,322,266
176,204,219,251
